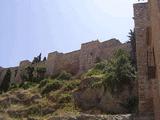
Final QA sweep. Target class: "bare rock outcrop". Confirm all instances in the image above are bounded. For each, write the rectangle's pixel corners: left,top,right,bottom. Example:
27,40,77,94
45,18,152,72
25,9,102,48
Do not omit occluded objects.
74,77,135,114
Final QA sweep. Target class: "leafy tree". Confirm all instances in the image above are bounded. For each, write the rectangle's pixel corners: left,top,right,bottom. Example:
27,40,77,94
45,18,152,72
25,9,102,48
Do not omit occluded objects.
103,49,136,94
0,69,11,92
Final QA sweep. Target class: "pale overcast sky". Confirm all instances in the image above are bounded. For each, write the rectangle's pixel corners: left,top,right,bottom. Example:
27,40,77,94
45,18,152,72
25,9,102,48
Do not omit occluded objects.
0,0,147,68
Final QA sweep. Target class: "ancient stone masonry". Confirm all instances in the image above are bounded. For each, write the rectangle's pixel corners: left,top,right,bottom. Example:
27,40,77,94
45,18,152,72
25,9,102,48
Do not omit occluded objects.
79,40,101,73
134,0,160,120
0,39,131,85
46,39,131,76
46,50,80,76
134,2,154,114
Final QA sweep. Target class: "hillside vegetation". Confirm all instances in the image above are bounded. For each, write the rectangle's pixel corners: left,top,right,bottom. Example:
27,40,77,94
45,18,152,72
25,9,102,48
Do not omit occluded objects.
0,49,137,120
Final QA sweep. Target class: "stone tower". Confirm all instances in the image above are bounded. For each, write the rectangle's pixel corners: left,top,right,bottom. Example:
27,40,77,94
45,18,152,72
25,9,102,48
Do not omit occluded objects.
134,0,160,119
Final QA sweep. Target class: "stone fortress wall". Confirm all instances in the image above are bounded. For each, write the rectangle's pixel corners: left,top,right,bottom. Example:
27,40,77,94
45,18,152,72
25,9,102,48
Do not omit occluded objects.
0,39,131,84
46,39,131,76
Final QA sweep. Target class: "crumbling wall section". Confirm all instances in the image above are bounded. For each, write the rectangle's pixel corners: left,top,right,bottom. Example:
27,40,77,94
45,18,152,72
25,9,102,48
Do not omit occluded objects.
10,67,18,83
15,60,31,83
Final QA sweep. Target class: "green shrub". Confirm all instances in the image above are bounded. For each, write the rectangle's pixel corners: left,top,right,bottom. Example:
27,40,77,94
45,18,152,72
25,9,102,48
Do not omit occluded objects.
19,82,35,90
64,80,80,91
85,69,103,77
36,67,46,73
84,61,107,78
41,80,63,95
91,80,103,89
9,83,18,90
94,62,107,70
38,79,49,88
58,94,72,103
57,71,72,80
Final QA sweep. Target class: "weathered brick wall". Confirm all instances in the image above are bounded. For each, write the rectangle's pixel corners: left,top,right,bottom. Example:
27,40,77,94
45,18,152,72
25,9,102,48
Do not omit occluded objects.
134,3,154,114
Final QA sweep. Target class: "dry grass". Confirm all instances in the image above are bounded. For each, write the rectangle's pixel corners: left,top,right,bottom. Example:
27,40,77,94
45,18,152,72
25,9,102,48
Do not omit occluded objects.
0,79,81,119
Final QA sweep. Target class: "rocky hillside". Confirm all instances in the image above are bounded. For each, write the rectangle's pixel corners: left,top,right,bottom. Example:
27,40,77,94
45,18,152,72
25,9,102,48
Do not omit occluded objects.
0,49,137,120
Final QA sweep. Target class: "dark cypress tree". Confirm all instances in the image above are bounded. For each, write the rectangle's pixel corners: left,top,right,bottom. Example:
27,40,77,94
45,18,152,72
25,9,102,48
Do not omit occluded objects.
0,69,11,92
38,53,42,62
32,53,42,64
128,29,137,69
43,57,47,62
